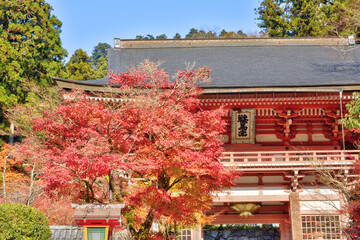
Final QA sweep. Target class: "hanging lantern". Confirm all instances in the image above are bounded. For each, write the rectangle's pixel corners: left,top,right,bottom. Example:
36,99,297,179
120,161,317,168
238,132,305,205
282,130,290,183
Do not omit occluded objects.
231,203,261,217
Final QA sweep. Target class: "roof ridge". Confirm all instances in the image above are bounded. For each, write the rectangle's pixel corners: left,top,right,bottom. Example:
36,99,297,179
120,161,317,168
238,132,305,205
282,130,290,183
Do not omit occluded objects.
114,37,349,49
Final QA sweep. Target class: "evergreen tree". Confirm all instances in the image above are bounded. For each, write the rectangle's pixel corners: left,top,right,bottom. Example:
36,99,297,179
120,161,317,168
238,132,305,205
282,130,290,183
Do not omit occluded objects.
185,28,199,39
0,0,67,120
156,34,167,39
237,30,247,37
185,29,218,39
256,0,291,37
290,0,333,36
145,34,155,39
137,28,250,40
330,0,360,37
90,42,110,68
66,49,96,80
257,0,360,37
219,29,228,37
173,33,181,39
93,55,108,79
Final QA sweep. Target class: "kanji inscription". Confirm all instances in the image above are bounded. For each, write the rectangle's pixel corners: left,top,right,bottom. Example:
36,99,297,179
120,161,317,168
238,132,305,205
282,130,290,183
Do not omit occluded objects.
237,114,249,137
231,109,255,144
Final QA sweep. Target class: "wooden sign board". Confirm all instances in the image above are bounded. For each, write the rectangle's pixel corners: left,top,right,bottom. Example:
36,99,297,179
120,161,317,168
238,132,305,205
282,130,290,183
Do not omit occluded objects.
230,109,255,144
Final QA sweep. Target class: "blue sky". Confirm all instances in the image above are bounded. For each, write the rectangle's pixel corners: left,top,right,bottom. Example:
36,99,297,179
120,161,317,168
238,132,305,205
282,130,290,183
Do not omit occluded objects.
47,0,262,61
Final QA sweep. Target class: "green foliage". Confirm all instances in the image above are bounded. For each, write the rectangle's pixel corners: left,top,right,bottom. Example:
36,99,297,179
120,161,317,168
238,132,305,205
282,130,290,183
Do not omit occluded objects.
219,29,227,37
173,33,181,39
344,92,360,131
237,30,246,37
0,0,67,119
256,0,291,37
136,34,158,40
257,0,360,37
90,42,110,68
93,55,108,79
0,202,51,240
145,34,155,39
334,0,360,38
219,29,247,38
185,28,248,39
186,28,217,39
156,34,167,39
9,83,63,138
66,49,96,80
66,42,110,81
136,28,249,40
185,28,199,39
290,0,334,37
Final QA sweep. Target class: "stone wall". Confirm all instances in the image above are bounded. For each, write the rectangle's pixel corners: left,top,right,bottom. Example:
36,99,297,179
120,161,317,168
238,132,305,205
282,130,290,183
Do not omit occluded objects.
204,228,280,240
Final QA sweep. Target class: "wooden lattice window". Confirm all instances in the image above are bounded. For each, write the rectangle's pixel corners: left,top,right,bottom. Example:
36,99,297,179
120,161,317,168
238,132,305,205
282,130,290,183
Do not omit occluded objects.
302,215,341,240
179,229,191,240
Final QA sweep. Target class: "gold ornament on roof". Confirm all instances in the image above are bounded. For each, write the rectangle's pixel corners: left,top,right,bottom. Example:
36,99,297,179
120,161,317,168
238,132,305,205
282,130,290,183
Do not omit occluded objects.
231,203,261,217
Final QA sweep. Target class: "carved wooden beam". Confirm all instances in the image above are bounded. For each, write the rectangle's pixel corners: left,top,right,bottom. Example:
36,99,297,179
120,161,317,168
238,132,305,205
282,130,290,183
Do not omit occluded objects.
284,170,304,192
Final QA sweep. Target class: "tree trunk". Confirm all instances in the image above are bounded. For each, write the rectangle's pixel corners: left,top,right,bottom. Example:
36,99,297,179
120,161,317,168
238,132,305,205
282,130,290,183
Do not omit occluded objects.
109,170,113,203
25,163,36,205
132,210,154,240
2,154,9,202
9,122,14,146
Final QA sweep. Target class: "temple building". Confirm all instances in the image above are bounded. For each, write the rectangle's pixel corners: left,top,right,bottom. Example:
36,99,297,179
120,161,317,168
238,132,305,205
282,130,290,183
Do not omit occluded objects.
54,37,360,240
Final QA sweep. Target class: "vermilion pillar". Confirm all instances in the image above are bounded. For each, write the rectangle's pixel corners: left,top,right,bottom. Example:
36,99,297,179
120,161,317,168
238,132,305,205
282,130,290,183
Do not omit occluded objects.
280,220,291,240
290,192,302,240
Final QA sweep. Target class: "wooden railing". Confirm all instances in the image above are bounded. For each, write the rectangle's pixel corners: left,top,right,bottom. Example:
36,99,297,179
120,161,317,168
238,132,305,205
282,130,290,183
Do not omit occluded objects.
220,150,360,166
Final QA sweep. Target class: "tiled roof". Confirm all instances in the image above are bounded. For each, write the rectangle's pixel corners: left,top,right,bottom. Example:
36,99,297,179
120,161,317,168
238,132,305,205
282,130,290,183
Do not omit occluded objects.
50,226,84,240
72,203,124,219
108,43,360,88
56,38,360,89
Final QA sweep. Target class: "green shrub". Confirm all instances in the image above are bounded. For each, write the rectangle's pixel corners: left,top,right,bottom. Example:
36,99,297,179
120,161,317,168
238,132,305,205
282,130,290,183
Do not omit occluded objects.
0,203,52,239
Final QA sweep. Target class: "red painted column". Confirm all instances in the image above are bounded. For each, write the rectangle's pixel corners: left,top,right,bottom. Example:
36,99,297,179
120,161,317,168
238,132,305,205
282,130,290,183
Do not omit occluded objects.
290,192,302,240
280,220,292,240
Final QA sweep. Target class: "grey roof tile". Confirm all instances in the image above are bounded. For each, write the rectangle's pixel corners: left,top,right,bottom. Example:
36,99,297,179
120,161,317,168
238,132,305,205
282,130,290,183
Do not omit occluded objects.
76,43,360,88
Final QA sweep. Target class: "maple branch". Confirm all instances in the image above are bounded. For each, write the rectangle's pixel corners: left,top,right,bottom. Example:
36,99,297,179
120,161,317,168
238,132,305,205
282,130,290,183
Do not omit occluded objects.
130,169,146,179
46,157,104,203
158,171,170,190
167,175,186,191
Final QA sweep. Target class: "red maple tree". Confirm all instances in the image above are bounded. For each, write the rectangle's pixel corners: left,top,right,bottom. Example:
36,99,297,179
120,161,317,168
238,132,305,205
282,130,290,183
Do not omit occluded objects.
21,61,238,239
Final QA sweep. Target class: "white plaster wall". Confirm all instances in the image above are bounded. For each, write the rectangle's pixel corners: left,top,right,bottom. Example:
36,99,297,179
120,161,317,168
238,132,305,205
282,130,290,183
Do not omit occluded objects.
301,175,316,183
218,188,259,196
263,176,286,183
300,187,337,196
290,133,308,142
234,176,258,184
192,227,202,240
256,134,282,142
300,201,340,211
312,133,330,142
262,187,288,196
